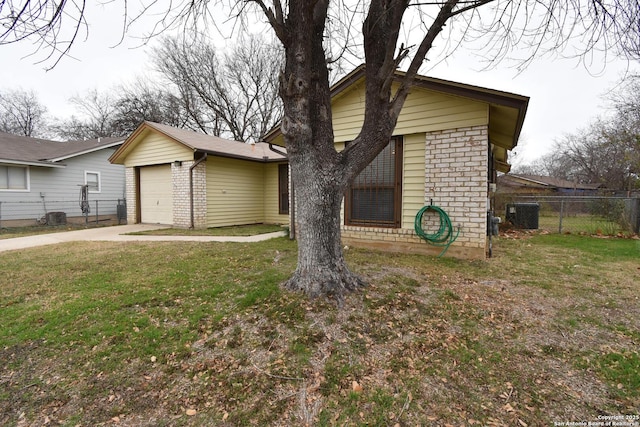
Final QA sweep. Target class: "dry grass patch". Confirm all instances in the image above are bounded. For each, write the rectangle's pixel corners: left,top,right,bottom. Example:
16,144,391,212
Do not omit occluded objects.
0,234,638,426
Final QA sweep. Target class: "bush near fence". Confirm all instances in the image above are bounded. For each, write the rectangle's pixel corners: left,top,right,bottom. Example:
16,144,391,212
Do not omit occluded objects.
495,194,640,235
0,199,127,229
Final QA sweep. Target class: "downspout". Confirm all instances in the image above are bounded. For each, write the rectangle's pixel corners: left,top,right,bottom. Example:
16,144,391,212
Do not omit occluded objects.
268,143,295,240
190,152,208,229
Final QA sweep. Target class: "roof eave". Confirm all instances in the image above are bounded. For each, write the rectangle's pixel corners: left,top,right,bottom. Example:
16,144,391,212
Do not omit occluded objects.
49,140,124,162
199,149,286,163
0,159,66,168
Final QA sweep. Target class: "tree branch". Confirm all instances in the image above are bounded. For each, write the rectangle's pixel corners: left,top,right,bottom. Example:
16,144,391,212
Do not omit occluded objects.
248,0,287,44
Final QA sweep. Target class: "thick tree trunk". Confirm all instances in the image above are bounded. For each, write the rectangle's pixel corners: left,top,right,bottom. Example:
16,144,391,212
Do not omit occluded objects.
282,150,365,302
275,0,405,301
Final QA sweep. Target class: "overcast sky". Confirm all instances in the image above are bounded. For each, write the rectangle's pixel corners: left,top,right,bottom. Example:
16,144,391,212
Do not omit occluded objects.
0,3,637,166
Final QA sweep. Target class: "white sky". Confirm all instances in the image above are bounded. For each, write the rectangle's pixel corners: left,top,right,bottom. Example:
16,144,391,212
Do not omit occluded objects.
0,3,637,166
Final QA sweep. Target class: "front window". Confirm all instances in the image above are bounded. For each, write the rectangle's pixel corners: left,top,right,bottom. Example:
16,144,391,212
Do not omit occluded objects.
85,171,101,193
0,165,29,191
346,137,403,227
278,164,289,215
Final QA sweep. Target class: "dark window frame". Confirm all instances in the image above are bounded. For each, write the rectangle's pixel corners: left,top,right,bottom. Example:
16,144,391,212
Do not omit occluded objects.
345,136,403,228
278,163,290,215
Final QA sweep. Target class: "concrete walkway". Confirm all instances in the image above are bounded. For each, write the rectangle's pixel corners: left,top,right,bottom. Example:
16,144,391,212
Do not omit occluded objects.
0,224,288,253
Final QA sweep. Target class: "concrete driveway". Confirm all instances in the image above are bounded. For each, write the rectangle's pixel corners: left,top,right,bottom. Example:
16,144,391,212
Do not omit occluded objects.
0,224,288,253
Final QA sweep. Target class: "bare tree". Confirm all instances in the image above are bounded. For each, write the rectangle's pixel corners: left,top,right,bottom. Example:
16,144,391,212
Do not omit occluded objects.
0,88,47,137
3,0,639,300
110,79,192,135
51,89,117,140
153,33,283,142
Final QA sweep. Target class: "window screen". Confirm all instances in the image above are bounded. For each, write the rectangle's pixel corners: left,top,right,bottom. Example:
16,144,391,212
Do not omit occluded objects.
85,171,100,192
346,137,402,227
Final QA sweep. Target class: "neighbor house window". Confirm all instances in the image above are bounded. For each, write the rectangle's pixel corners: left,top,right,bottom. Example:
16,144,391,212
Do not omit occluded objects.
278,164,290,215
345,137,403,228
0,165,29,191
85,171,101,193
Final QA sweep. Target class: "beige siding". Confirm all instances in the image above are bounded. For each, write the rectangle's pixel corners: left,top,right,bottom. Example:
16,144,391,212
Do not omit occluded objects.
124,131,193,167
401,133,426,229
333,85,488,142
206,157,265,227
263,163,289,225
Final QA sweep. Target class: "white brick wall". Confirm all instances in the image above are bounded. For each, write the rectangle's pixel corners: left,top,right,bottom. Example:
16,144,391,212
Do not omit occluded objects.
125,167,136,223
192,162,207,228
424,125,488,249
171,161,207,229
172,162,190,228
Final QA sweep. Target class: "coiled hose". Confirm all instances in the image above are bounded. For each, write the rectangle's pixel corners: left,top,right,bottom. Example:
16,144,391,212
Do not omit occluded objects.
414,205,459,257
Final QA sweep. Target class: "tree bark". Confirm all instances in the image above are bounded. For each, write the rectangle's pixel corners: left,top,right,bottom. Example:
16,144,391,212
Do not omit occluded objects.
271,0,453,301
274,0,367,301
282,154,365,302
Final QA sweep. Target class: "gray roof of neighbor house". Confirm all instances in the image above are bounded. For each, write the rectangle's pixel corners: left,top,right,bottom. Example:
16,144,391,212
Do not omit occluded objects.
110,121,287,164
499,174,603,190
0,131,125,168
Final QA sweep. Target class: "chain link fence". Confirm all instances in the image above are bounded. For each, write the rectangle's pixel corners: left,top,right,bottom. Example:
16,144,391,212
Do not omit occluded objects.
494,194,640,235
0,199,127,230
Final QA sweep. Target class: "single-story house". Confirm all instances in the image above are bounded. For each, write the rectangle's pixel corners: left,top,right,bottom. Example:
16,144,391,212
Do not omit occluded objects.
266,65,529,259
497,173,603,195
108,122,289,228
0,132,126,226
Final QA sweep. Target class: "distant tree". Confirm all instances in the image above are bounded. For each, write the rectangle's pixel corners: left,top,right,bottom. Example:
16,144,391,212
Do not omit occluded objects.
0,88,47,137
110,79,192,135
607,74,640,187
153,33,283,142
51,89,117,140
513,73,640,192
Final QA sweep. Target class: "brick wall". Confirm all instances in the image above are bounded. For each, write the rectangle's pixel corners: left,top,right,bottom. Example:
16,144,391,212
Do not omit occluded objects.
125,167,136,223
171,161,207,229
424,125,488,251
172,162,190,228
192,162,207,228
341,125,489,259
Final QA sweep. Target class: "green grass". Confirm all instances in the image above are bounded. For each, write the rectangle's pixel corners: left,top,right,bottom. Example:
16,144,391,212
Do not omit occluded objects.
538,214,631,235
0,233,639,425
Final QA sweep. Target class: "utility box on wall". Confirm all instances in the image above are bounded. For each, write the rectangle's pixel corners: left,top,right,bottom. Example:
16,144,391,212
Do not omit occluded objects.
506,203,539,229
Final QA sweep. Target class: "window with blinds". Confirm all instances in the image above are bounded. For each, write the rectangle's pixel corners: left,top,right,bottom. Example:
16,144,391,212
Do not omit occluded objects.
346,137,402,227
0,165,29,191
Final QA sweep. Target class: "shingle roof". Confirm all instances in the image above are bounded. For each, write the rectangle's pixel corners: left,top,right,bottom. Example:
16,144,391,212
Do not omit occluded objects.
501,174,603,190
111,122,286,164
0,131,124,166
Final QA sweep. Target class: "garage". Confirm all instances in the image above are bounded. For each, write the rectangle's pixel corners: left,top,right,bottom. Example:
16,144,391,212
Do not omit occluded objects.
139,164,173,224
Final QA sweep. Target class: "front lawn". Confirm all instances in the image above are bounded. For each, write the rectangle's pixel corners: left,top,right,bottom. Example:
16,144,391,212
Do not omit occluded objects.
0,234,638,426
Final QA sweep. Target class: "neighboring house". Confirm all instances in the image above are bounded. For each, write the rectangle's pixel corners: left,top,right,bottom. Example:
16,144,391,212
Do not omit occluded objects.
497,173,603,195
0,132,126,226
108,121,289,228
265,66,529,259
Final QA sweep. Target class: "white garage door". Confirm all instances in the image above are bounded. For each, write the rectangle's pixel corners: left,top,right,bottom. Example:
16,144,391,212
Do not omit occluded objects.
140,164,173,224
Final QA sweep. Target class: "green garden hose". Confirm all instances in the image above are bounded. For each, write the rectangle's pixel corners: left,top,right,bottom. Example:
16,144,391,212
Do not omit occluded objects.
414,205,459,257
